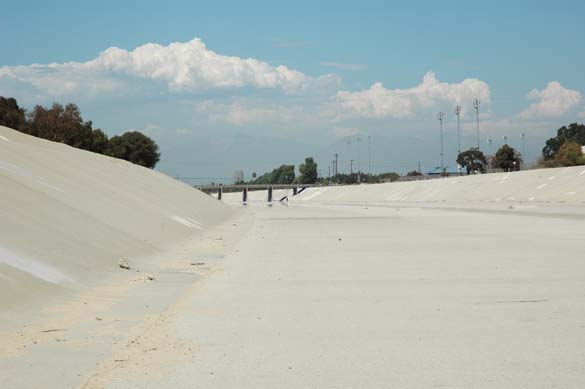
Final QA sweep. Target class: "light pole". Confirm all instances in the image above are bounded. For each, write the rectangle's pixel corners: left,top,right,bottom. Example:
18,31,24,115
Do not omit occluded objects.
474,99,481,150
455,105,462,155
438,112,445,174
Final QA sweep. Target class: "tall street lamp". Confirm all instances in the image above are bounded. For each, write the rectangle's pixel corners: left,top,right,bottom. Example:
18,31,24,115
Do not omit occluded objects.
474,99,481,150
438,112,445,174
455,105,462,155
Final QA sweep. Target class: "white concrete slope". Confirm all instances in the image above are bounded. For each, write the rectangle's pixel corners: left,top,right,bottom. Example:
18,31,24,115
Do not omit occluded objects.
294,167,585,204
0,125,233,309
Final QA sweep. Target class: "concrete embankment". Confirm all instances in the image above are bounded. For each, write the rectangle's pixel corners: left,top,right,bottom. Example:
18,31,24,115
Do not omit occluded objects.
293,167,585,204
0,125,233,310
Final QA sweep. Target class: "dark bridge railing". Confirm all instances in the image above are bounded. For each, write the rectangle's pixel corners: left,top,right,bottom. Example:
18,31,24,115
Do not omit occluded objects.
195,184,323,203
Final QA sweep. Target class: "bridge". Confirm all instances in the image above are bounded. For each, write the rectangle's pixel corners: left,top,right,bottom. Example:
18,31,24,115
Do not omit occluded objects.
196,184,323,203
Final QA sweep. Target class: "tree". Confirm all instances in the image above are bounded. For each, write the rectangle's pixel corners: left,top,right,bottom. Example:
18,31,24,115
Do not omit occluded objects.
494,144,522,171
299,157,318,184
252,165,295,184
555,141,585,167
456,148,487,174
0,97,163,165
105,131,160,168
91,129,109,154
542,123,585,160
378,172,400,181
406,170,423,177
0,97,27,130
27,103,94,150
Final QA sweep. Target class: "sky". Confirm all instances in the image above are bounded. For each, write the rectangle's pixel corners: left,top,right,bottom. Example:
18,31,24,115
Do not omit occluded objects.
1,0,584,182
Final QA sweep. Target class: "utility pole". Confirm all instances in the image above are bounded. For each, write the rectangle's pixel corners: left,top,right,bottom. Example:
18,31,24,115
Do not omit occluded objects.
349,160,354,175
455,106,462,155
418,161,422,174
438,112,445,174
474,99,481,150
334,153,339,179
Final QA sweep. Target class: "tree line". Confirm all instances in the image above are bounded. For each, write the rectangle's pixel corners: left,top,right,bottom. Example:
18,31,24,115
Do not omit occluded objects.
234,158,406,186
0,96,160,168
234,157,319,185
455,122,585,175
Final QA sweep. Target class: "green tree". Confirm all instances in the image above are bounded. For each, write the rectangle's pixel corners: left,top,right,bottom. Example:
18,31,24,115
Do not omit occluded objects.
555,141,585,166
252,165,295,184
105,131,160,168
0,97,27,130
542,123,585,160
456,148,487,174
299,157,318,184
27,103,94,150
494,144,522,171
91,129,109,154
378,172,400,181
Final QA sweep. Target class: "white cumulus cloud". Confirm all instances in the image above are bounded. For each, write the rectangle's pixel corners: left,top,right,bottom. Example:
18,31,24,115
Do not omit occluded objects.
520,81,582,119
0,38,339,99
335,72,491,119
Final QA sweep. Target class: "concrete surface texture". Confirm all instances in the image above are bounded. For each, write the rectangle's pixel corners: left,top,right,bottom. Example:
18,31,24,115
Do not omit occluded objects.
0,125,233,311
1,125,585,388
291,167,585,204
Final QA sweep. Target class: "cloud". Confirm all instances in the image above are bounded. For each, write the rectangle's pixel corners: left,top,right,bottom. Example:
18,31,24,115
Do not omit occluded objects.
195,99,306,126
0,38,339,99
335,71,491,119
520,81,582,119
331,127,362,138
321,62,368,71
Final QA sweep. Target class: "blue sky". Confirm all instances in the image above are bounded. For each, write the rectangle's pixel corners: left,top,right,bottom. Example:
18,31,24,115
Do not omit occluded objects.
1,0,584,180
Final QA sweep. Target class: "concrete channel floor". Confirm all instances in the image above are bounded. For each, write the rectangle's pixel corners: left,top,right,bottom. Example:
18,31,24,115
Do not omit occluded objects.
92,201,585,388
